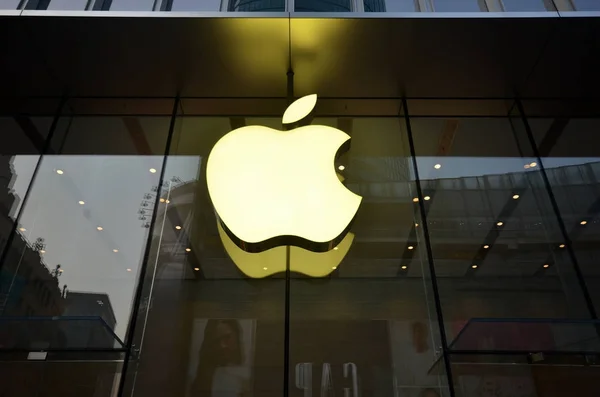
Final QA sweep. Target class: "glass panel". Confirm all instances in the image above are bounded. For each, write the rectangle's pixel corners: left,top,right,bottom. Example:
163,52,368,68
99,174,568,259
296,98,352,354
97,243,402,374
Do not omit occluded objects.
108,0,155,11
288,117,450,397
364,0,388,11
529,118,600,319
47,0,89,10
124,116,285,397
501,0,551,11
410,115,593,349
0,0,21,10
295,0,352,11
170,0,224,11
1,113,171,350
378,0,416,11
572,0,600,11
227,0,286,11
0,116,53,327
432,0,485,12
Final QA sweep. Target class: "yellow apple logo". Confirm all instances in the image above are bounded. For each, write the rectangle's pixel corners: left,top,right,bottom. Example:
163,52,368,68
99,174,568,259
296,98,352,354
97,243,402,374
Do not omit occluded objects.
206,94,361,277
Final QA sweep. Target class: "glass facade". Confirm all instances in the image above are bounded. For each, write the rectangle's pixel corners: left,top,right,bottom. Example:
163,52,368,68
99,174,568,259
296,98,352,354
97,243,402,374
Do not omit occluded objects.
4,0,599,12
1,97,600,396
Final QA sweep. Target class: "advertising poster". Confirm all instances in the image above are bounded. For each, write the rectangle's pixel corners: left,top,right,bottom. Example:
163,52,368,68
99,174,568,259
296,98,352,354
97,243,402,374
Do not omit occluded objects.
186,319,256,397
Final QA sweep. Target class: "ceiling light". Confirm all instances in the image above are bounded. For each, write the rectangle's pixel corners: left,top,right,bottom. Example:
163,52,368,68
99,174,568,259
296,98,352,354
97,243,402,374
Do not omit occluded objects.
512,194,520,200
483,245,489,249
97,226,103,231
165,199,170,204
333,246,339,251
194,267,200,271
471,264,478,269
19,227,26,232
408,245,414,250
78,200,85,205
175,225,182,230
185,248,191,252
412,197,419,203
543,264,550,268
56,169,64,175
263,267,268,270
338,165,345,171
149,168,157,173
529,162,537,168
496,221,503,227
159,198,165,203
434,164,441,169
424,196,431,201
401,265,407,270
127,268,132,272
559,244,565,248
332,266,337,270
524,164,530,169
580,220,587,225
58,269,63,273
40,250,45,254
415,223,419,227
113,249,119,253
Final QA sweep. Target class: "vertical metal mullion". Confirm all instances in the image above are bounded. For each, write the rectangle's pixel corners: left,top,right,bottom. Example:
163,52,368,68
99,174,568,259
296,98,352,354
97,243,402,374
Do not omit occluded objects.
0,96,67,291
515,98,597,320
116,97,180,397
401,97,456,397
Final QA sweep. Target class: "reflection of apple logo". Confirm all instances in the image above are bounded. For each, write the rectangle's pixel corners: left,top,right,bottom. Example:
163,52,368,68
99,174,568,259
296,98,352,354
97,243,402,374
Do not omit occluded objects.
207,94,361,256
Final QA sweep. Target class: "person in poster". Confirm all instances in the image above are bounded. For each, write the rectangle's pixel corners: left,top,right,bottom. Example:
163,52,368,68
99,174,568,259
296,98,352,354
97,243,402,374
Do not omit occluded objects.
189,319,254,397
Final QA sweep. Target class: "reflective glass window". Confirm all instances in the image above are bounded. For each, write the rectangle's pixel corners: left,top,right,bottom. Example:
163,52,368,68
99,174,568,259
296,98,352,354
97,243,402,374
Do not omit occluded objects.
501,0,552,11
228,0,285,11
169,0,224,11
1,111,171,350
295,0,352,11
572,0,600,11
378,0,416,11
432,0,485,12
124,115,286,397
529,117,600,316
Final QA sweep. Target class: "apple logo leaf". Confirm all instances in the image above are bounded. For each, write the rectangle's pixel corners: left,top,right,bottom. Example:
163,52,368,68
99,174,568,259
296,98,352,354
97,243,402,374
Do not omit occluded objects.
282,94,317,125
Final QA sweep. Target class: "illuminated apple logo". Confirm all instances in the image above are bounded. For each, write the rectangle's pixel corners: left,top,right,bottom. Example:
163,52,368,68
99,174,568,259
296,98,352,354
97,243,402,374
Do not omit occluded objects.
207,94,361,272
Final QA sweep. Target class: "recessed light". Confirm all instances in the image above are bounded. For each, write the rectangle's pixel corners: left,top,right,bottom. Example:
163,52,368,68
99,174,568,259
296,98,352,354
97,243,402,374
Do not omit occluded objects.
415,223,419,227
97,226,103,231
529,162,537,168
194,267,200,271
512,194,520,200
185,248,191,252
412,197,419,203
56,169,64,175
580,220,587,225
471,264,478,269
424,196,431,201
496,221,504,227
401,265,408,270
159,198,165,203
483,245,489,249
263,267,268,270
19,227,26,232
559,244,565,248
524,164,530,169
127,268,132,272
175,225,182,230
333,246,339,251
332,266,337,270
165,199,170,204
149,168,157,173
434,164,441,169
113,249,119,253
543,264,550,268
408,245,414,250
40,250,46,254
78,200,85,205
338,165,345,171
